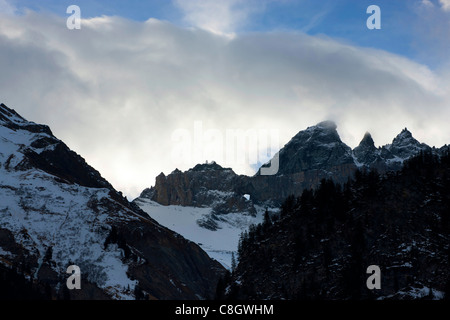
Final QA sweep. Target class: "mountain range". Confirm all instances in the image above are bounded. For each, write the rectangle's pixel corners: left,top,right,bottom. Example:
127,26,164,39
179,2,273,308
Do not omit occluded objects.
1,101,448,300
133,120,446,270
139,120,438,212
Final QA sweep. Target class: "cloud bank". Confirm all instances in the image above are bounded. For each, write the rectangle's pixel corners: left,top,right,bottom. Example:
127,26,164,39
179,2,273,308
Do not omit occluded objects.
0,10,449,198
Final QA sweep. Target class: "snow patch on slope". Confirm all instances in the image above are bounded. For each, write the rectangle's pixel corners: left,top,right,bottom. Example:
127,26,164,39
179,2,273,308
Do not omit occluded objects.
0,166,138,299
135,198,270,269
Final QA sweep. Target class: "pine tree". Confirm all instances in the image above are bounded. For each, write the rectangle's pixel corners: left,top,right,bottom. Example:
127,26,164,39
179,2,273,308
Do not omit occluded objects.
262,208,272,231
281,194,296,216
215,270,231,300
44,246,53,263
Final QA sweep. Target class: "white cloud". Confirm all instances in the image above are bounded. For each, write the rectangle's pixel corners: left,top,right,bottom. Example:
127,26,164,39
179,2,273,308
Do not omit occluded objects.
421,0,450,11
174,0,239,35
0,11,449,199
439,0,450,11
173,0,269,36
421,0,434,8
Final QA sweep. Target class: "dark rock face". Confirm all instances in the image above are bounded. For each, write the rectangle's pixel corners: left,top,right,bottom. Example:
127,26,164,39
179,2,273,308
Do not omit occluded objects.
141,121,434,211
106,217,225,300
147,162,256,215
385,128,431,160
262,120,354,175
354,129,431,172
353,132,378,165
0,103,225,300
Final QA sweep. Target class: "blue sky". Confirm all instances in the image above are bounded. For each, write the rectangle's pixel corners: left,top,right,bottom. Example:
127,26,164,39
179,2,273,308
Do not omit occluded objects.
6,0,450,68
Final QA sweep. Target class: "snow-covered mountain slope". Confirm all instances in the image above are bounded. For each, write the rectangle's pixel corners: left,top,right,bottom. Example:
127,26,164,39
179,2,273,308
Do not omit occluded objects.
0,168,139,299
0,103,224,300
134,197,273,269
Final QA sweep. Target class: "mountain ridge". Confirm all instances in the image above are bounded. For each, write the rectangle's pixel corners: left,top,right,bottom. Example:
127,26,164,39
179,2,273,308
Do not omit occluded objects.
137,120,438,212
134,120,443,270
0,102,225,300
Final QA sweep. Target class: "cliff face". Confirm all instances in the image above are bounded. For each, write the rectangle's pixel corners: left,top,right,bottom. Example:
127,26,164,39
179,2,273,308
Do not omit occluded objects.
143,162,256,215
141,121,433,211
259,121,354,176
0,103,225,300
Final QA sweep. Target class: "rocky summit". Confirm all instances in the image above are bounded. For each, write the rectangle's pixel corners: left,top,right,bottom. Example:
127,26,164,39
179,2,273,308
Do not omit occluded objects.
263,120,354,175
138,121,437,211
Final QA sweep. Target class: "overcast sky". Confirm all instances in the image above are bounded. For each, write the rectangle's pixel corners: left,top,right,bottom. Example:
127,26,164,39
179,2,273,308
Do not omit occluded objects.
0,0,449,199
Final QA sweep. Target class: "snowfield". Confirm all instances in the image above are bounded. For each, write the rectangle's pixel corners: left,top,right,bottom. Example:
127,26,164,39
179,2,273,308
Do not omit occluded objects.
135,198,273,269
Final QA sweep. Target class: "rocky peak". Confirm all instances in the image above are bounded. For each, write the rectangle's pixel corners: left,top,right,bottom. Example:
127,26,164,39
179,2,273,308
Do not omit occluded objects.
148,162,255,214
0,103,25,123
0,103,53,136
386,128,430,160
139,121,442,216
0,103,117,194
313,120,337,130
353,132,378,166
271,120,353,175
359,132,375,147
301,120,339,142
190,161,231,172
157,171,166,178
391,128,417,148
